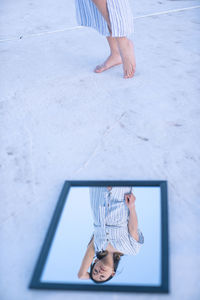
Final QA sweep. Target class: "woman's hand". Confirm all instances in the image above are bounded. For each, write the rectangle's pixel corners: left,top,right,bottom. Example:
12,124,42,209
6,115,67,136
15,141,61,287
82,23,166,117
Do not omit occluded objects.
125,193,136,210
126,193,139,241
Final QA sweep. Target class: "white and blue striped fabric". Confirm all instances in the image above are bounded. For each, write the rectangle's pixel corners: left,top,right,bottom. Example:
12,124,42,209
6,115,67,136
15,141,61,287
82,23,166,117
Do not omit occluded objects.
89,187,144,255
75,0,134,37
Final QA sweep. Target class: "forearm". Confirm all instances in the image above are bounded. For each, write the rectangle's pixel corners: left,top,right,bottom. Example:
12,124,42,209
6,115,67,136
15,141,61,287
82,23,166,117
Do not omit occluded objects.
128,204,139,241
78,237,95,279
78,271,90,279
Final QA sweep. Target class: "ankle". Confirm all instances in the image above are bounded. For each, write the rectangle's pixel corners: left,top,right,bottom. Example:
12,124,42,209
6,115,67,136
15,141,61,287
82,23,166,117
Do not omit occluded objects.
110,51,121,57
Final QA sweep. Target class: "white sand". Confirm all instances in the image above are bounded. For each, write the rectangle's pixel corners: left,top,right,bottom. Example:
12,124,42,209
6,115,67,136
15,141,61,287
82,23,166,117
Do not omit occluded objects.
0,0,200,299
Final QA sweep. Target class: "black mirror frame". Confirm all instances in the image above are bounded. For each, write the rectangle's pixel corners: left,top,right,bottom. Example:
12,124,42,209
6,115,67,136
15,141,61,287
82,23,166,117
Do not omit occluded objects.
29,180,169,293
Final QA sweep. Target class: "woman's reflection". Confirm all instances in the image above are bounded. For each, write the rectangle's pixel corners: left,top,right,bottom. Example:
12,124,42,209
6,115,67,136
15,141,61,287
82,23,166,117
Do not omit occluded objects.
78,187,144,283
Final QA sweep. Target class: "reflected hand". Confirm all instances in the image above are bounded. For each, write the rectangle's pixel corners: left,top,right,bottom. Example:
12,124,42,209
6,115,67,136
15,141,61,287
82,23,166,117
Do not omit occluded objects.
125,193,136,210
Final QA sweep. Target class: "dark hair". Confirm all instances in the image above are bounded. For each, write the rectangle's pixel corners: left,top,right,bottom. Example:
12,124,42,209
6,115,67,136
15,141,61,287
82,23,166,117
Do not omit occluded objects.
89,250,123,284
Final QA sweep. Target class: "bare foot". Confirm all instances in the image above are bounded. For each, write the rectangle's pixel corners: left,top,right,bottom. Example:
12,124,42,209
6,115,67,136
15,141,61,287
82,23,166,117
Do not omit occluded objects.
117,38,136,79
94,53,122,73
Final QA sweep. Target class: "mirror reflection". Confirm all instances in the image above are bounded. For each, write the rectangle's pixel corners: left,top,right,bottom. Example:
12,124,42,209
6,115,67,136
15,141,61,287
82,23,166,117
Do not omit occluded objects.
79,187,144,283
41,186,161,286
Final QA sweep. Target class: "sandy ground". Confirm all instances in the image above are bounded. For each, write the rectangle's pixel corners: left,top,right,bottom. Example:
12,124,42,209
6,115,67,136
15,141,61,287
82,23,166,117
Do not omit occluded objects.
1,0,200,299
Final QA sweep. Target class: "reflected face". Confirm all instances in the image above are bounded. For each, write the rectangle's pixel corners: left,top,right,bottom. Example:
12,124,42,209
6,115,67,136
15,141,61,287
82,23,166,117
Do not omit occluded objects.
92,260,115,282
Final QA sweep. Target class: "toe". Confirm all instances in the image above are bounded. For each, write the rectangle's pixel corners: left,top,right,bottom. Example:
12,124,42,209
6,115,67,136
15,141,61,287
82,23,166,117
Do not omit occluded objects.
128,66,135,78
94,64,107,73
123,71,128,78
94,65,102,73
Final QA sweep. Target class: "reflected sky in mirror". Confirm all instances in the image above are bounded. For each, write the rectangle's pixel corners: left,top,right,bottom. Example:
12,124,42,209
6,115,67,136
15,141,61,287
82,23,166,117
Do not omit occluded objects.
41,186,161,286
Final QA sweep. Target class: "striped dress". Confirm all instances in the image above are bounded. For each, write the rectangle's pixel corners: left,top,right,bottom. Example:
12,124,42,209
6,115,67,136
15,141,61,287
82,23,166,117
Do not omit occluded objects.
75,0,134,37
89,187,144,255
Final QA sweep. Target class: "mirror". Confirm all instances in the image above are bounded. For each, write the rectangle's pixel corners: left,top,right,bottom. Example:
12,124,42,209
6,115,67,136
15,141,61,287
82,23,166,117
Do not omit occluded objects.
29,181,168,293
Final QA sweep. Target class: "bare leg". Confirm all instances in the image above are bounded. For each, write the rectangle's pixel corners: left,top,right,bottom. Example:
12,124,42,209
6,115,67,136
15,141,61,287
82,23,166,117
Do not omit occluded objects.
116,37,136,78
91,0,111,32
94,36,122,73
91,0,136,78
92,1,122,73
